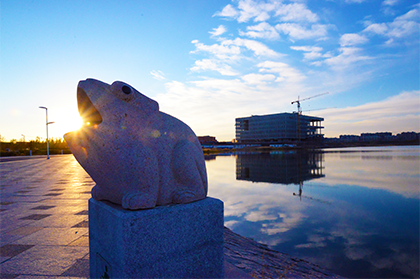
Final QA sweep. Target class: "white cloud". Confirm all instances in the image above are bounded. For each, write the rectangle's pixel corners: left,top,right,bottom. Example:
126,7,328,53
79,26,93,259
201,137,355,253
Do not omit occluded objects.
191,39,241,60
363,23,388,35
154,79,265,141
388,18,420,38
215,1,321,24
239,22,280,40
258,61,305,83
209,25,227,37
345,0,367,3
150,70,165,80
290,46,330,61
236,0,278,22
214,0,279,23
395,7,419,21
275,3,319,23
323,47,372,69
276,23,329,40
290,46,323,53
363,7,420,42
241,73,276,85
320,90,420,137
191,38,279,61
339,33,369,46
213,4,238,18
190,59,239,76
231,38,280,57
382,0,399,6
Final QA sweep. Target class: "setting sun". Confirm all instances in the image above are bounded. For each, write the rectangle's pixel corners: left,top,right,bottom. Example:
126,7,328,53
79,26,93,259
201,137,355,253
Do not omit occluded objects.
50,108,84,139
60,115,84,133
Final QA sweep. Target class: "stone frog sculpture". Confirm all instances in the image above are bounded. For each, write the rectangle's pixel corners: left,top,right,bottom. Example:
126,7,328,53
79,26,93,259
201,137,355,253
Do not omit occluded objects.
64,79,207,210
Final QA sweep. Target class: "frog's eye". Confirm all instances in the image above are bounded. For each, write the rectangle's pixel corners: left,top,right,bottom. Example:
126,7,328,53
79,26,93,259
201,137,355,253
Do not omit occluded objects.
122,85,132,94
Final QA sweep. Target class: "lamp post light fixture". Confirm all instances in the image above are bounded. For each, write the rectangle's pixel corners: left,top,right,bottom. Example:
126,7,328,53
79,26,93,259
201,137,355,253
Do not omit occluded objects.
39,106,55,159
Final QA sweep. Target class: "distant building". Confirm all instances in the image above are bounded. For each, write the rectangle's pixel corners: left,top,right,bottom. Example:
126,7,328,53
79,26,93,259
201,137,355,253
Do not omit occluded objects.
396,132,420,141
339,135,360,142
197,135,218,145
235,112,324,144
360,132,392,142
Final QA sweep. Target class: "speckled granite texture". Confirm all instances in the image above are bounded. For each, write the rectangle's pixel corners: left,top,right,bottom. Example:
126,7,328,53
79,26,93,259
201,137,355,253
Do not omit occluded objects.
89,197,224,279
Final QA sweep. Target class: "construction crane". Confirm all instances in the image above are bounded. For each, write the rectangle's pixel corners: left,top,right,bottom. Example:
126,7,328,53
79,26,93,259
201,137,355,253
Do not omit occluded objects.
291,92,329,115
293,187,331,205
291,92,329,143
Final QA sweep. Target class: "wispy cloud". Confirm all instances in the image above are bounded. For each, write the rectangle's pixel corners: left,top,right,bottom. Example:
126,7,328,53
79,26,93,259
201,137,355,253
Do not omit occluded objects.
239,22,280,40
209,25,227,37
150,70,165,80
363,6,420,44
275,23,329,40
345,0,367,3
383,0,399,6
275,3,319,23
320,90,420,136
321,47,372,69
191,59,239,76
258,61,305,83
290,46,331,61
339,33,369,46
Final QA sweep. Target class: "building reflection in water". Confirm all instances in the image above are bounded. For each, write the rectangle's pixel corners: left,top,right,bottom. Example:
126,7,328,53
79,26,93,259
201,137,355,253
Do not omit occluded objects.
236,151,325,200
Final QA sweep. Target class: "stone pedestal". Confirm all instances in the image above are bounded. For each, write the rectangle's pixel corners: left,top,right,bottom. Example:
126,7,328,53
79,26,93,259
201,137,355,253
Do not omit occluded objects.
89,197,224,279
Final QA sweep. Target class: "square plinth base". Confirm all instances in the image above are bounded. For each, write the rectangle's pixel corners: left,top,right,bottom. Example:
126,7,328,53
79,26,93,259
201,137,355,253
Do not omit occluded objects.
89,197,224,279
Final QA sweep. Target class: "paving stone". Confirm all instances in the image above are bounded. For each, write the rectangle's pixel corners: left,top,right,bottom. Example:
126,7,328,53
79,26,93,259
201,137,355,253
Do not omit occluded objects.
14,228,88,246
19,214,51,221
0,220,35,237
31,205,55,210
43,193,62,197
0,244,34,258
0,202,14,206
67,236,89,247
60,259,89,278
0,245,88,276
5,227,43,236
74,210,88,215
71,220,88,228
0,273,19,279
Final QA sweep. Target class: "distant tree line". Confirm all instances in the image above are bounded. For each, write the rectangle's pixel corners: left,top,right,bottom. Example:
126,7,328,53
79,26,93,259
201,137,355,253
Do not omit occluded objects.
0,136,71,156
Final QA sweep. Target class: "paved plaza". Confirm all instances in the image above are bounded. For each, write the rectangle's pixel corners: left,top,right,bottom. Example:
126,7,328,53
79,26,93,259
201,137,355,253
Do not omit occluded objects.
1,155,92,278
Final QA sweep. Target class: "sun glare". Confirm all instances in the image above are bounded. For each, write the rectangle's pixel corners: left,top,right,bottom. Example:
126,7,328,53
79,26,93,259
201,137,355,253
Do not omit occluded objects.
58,115,84,134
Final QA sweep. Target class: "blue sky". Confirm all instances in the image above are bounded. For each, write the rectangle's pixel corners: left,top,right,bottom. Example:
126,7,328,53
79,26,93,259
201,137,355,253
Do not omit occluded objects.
1,0,419,142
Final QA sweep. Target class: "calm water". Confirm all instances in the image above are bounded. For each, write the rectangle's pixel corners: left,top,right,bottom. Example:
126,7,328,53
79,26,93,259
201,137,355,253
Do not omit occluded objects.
206,146,420,279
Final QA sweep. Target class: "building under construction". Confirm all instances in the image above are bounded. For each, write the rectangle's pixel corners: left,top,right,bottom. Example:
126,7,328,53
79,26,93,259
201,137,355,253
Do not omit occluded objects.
235,112,324,144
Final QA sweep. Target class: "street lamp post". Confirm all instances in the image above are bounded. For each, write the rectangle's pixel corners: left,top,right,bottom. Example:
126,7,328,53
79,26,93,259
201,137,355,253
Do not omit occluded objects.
39,106,55,159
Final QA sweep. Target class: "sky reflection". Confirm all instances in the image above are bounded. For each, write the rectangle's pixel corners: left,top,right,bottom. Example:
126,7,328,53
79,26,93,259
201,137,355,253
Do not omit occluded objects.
206,146,419,278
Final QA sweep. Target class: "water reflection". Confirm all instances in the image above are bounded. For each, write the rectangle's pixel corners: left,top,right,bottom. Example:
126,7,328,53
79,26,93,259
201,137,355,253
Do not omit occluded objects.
206,146,420,278
236,152,324,184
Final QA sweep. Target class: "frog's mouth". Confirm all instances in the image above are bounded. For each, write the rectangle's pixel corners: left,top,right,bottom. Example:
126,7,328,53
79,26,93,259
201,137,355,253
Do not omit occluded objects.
77,87,103,126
